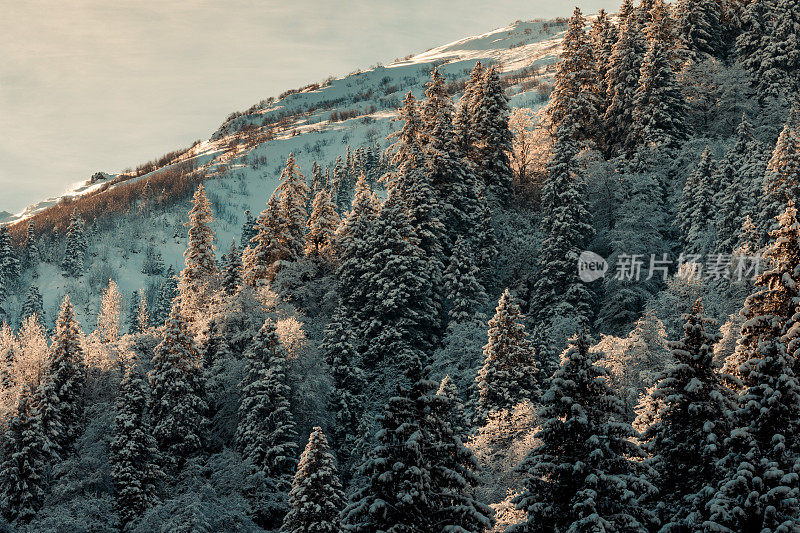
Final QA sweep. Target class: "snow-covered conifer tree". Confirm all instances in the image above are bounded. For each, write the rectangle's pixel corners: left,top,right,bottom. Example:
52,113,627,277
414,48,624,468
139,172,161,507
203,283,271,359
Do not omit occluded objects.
37,295,86,460
511,329,653,532
634,300,736,529
148,302,207,468
20,284,44,326
591,9,618,117
678,146,716,253
674,0,725,60
179,184,218,316
220,239,242,295
305,188,339,260
343,361,494,532
276,153,310,262
235,319,297,528
111,364,162,529
0,384,44,524
476,289,538,418
759,113,800,239
280,427,345,533
443,235,487,325
62,210,87,277
0,226,19,286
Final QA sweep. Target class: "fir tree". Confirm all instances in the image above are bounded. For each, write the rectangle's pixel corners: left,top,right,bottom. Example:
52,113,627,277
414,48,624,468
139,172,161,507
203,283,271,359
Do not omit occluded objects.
437,374,470,442
634,300,736,529
20,284,44,326
0,384,44,524
179,184,219,315
421,67,482,242
243,193,286,286
0,225,19,286
358,196,439,375
37,295,86,460
454,61,485,160
674,0,725,59
148,302,207,468
678,146,716,253
735,0,773,97
604,0,646,155
715,114,770,253
549,7,601,147
511,329,653,532
128,290,143,334
280,427,345,533
709,277,800,530
24,219,40,269
220,239,242,296
276,153,310,262
443,235,487,325
476,289,538,418
722,202,800,386
0,323,16,390
757,0,800,101
240,209,258,245
152,265,178,327
591,9,618,117
343,361,494,532
632,0,686,150
305,188,340,259
760,113,800,239
62,210,87,277
530,113,595,365
319,307,365,465
111,364,163,529
471,65,513,204
236,319,297,528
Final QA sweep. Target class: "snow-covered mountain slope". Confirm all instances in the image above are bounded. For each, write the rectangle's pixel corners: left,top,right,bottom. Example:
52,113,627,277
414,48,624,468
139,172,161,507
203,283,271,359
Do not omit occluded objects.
4,16,577,327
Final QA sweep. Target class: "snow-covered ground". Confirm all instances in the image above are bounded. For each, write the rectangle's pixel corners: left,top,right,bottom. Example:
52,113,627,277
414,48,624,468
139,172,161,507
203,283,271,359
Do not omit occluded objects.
3,16,582,328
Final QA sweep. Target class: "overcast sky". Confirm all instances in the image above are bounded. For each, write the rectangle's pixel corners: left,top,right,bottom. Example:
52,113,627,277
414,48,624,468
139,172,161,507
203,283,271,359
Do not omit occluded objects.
0,0,615,213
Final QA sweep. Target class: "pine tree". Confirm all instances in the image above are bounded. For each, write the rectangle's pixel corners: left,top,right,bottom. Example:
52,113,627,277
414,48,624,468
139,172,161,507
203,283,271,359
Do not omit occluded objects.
319,307,365,463
236,319,297,528
454,61,485,160
634,300,736,529
305,188,340,259
276,153,310,262
0,225,19,286
97,279,123,343
243,193,286,286
709,261,800,531
715,114,770,253
760,113,800,239
62,210,87,277
179,184,219,315
37,295,86,460
0,324,16,390
678,146,716,253
0,384,44,524
358,197,439,375
152,265,178,327
632,0,687,150
437,374,470,442
549,7,601,147
148,302,207,468
24,219,40,269
111,364,163,529
471,66,514,204
511,329,653,532
756,0,800,101
343,362,495,532
722,202,800,386
476,289,538,418
421,67,482,242
591,9,618,117
220,239,242,295
675,0,725,59
530,114,595,364
128,290,143,334
20,284,44,326
443,235,487,325
280,427,345,533
604,0,646,155
240,209,258,245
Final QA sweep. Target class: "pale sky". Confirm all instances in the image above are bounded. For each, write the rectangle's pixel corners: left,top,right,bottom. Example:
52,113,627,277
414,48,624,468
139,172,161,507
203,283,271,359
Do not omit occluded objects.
0,0,614,213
